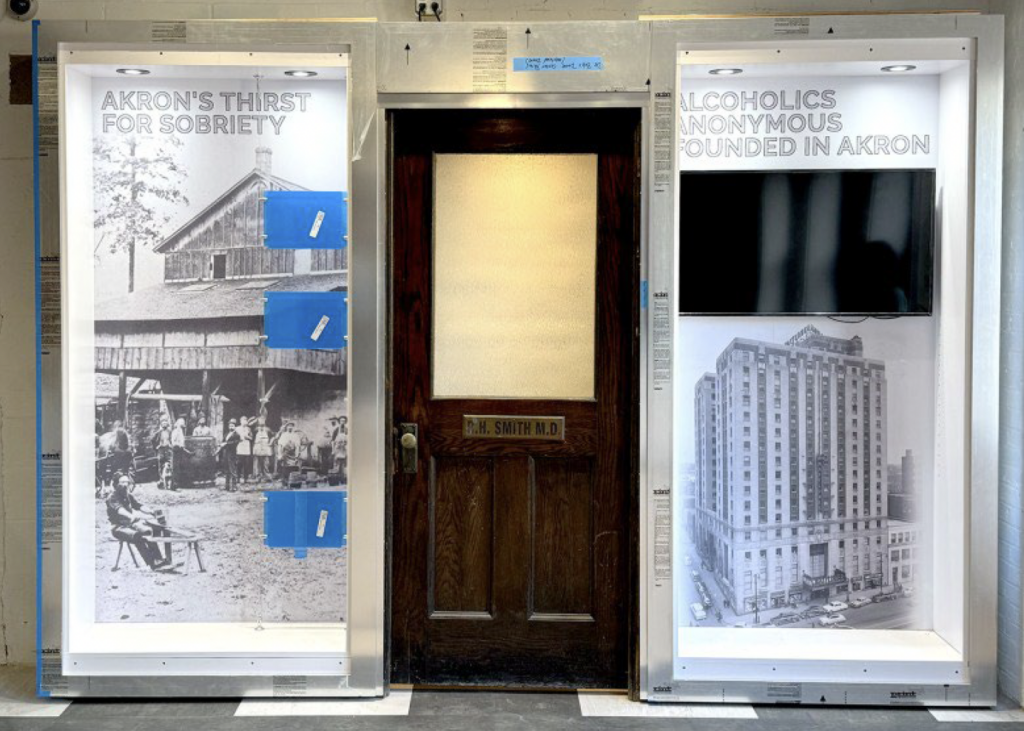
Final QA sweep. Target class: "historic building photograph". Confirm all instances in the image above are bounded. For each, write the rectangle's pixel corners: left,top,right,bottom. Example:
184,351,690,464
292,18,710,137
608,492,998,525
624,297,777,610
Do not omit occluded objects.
679,322,928,629
87,75,349,624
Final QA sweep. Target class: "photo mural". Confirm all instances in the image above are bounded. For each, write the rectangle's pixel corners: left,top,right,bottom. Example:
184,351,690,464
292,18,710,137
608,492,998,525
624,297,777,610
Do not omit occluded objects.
676,71,938,632
88,73,348,624
676,319,931,629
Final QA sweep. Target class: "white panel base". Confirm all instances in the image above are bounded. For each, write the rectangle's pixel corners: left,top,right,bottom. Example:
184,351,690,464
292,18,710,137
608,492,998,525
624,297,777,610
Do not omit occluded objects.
235,690,412,716
579,691,756,718
66,654,351,678
677,628,964,684
66,623,348,676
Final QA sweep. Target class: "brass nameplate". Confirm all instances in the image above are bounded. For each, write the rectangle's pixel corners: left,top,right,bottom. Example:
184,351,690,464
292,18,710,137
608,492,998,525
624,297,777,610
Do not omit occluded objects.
463,415,565,441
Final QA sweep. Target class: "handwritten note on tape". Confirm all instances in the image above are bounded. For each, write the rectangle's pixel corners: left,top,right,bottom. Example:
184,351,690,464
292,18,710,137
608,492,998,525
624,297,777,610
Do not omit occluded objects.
513,56,604,72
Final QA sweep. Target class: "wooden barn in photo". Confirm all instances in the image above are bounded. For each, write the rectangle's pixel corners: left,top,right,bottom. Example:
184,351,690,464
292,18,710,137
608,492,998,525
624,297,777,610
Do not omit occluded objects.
92,147,347,454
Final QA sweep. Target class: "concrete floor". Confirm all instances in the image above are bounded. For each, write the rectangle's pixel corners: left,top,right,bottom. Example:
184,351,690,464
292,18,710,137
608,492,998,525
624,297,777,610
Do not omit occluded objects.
2,666,1024,731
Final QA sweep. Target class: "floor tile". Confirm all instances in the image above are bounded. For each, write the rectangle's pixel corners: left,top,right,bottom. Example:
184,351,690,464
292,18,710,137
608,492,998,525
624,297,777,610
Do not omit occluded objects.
0,667,69,719
0,721,61,731
410,690,580,718
61,700,238,719
579,691,758,718
756,705,934,723
235,690,412,716
930,708,1024,723
41,718,141,731
6,682,1024,730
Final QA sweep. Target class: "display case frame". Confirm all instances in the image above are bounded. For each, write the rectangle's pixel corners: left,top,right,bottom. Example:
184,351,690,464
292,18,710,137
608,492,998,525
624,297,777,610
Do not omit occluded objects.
35,19,385,697
642,13,1003,706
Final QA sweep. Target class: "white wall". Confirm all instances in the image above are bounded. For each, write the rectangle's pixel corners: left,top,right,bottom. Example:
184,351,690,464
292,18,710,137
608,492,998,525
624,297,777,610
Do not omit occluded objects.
4,0,1023,700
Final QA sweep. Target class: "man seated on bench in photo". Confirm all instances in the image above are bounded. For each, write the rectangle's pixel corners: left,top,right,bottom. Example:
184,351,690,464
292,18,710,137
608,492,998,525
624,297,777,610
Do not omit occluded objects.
106,472,171,570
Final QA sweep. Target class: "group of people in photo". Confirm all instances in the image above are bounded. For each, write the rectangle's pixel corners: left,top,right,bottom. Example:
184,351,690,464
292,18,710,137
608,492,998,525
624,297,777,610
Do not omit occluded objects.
217,413,348,492
96,408,348,494
96,409,348,572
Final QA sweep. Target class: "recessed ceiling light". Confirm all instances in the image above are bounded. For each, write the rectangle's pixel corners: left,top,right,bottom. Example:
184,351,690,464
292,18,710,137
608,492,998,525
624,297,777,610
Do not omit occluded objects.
709,68,743,76
881,64,917,73
116,68,150,76
284,70,318,78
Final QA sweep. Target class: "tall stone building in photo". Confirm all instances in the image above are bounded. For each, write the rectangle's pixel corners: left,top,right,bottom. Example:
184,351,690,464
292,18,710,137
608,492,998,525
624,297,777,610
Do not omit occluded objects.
888,449,918,521
694,326,889,614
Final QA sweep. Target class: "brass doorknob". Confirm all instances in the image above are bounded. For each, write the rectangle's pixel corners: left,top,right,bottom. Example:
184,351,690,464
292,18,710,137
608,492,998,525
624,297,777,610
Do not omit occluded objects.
400,432,418,450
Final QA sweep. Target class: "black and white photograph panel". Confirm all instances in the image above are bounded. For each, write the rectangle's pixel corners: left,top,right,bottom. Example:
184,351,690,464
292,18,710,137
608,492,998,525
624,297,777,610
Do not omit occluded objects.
88,73,349,624
676,317,934,631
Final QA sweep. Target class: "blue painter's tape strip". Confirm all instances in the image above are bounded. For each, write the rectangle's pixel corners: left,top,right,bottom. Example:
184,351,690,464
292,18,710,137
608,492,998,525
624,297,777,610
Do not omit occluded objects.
263,291,347,349
641,280,649,310
264,490,347,557
32,19,48,699
264,191,347,250
512,56,604,72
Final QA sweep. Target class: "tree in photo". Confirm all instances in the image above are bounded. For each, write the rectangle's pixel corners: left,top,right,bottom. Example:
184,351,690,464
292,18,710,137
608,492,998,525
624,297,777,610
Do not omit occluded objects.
93,135,189,293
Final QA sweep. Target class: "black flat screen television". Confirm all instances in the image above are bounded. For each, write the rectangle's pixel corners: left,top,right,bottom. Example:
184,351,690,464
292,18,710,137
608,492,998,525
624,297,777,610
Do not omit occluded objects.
679,169,936,316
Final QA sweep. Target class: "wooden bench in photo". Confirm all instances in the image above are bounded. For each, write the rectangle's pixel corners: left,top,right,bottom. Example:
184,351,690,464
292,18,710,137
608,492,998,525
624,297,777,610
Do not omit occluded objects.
150,534,207,575
111,526,206,574
112,538,140,571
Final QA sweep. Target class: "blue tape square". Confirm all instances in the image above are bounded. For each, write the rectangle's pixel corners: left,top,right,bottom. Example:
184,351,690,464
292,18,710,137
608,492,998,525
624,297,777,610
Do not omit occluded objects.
264,490,347,559
512,56,604,72
264,291,347,349
264,190,347,249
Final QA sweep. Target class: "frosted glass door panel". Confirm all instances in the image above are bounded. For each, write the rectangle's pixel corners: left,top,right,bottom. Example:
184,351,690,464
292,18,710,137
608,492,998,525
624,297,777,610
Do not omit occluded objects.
432,153,597,400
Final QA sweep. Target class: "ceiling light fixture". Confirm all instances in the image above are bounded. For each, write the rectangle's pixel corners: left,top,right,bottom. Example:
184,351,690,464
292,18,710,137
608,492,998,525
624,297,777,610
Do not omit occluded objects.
881,64,917,73
709,68,743,76
116,68,150,76
284,70,318,78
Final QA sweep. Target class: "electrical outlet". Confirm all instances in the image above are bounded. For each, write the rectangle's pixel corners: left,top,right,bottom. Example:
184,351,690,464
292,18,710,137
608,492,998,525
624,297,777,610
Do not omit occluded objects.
414,0,442,20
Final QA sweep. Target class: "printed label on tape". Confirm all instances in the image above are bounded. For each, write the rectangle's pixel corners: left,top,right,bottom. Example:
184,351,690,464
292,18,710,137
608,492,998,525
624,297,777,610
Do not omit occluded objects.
309,210,326,238
316,510,328,538
310,315,330,341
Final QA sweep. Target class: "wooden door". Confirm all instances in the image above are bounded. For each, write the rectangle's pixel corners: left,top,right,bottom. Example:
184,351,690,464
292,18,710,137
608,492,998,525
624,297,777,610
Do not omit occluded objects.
390,109,639,688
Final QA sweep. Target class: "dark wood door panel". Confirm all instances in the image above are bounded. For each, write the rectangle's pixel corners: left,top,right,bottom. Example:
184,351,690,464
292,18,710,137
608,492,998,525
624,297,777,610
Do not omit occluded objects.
429,457,495,617
390,108,639,689
530,457,595,619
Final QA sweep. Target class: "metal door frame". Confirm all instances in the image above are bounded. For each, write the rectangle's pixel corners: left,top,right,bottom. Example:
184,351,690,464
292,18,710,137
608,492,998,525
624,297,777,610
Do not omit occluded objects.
376,20,652,694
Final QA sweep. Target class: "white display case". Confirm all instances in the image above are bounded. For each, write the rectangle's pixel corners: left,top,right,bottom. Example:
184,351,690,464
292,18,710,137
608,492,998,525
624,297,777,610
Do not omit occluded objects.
35,21,384,697
643,14,1003,706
